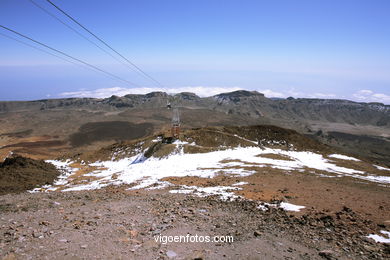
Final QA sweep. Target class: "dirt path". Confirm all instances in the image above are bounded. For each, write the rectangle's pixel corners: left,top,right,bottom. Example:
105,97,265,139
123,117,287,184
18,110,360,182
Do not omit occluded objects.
1,188,388,260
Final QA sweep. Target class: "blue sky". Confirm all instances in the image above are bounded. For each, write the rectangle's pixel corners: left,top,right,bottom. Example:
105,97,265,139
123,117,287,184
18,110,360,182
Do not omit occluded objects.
0,0,389,103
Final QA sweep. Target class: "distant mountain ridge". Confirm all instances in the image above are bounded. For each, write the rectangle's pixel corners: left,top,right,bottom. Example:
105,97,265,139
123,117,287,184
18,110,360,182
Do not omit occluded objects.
0,90,389,128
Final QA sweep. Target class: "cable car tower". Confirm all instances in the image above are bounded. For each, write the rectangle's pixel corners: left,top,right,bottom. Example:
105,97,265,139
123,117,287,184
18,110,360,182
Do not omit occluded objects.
166,96,180,139
171,107,180,138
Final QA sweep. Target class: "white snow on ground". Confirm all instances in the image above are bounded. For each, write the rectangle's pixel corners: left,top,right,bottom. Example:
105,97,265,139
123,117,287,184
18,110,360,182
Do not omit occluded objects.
255,202,305,212
29,160,77,193
170,185,305,212
151,137,162,143
374,165,390,171
171,140,190,145
35,143,390,215
232,182,249,186
170,185,241,201
42,146,390,193
279,202,306,212
328,154,360,161
233,134,258,145
367,230,390,243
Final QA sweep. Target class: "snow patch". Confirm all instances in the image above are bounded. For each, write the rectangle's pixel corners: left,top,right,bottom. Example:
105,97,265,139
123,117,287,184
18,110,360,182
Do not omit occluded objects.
38,146,390,192
374,165,390,171
232,181,249,186
328,154,360,161
169,185,241,201
279,202,305,212
256,202,305,212
367,230,390,243
29,160,77,193
233,134,258,145
151,137,162,143
172,140,190,145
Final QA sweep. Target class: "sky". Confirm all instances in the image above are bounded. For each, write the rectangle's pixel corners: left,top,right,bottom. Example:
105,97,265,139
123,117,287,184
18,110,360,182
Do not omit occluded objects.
0,0,389,103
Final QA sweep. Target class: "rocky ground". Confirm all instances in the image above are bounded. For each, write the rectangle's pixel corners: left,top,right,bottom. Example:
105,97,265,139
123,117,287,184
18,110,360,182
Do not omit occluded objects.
0,187,389,260
1,124,389,259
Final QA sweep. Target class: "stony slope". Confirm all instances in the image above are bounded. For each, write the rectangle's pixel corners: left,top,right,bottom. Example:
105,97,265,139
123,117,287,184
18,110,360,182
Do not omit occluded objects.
31,125,390,225
1,127,390,259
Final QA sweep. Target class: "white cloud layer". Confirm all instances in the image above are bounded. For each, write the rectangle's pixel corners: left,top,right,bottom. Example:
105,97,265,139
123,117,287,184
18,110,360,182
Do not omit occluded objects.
58,86,332,99
353,90,390,104
282,88,337,99
258,89,285,98
58,87,389,104
59,86,242,98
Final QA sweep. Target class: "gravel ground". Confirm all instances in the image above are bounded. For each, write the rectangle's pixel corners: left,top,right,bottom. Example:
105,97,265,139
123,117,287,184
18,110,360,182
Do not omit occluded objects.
1,187,389,260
